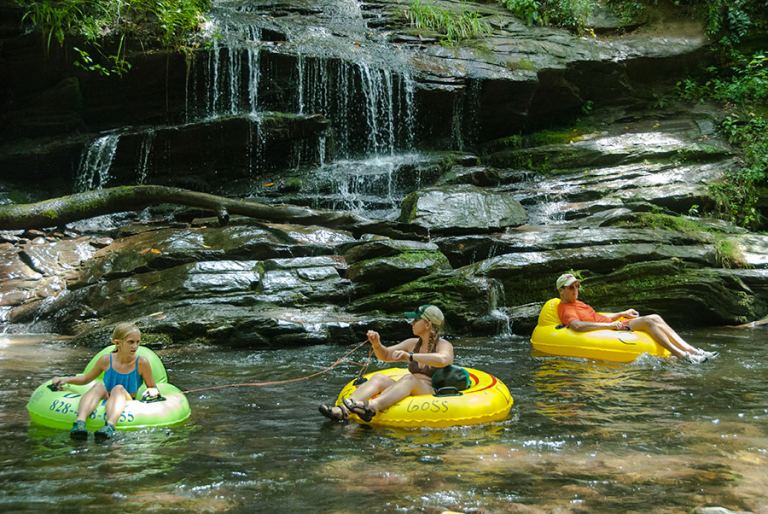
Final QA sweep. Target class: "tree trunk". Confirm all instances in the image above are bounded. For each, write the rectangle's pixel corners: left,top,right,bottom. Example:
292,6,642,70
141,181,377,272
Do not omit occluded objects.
0,185,424,239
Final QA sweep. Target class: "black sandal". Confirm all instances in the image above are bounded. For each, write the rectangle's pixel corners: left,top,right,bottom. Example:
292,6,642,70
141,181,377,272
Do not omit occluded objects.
342,397,376,422
318,403,348,422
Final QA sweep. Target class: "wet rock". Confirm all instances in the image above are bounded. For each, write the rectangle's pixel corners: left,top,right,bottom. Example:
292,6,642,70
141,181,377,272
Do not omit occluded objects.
74,222,354,288
435,226,711,268
400,185,527,234
346,249,451,292
343,239,442,264
351,271,502,334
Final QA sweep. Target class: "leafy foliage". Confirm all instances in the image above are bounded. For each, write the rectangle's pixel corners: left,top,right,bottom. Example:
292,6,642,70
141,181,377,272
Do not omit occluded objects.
678,52,768,228
499,0,594,33
17,0,210,76
404,0,492,46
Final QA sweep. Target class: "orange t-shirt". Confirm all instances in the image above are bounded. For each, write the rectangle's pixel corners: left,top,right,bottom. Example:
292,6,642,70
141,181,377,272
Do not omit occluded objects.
558,300,611,327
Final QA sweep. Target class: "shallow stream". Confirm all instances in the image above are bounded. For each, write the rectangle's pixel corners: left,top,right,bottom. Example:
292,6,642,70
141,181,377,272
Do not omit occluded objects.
1,329,766,513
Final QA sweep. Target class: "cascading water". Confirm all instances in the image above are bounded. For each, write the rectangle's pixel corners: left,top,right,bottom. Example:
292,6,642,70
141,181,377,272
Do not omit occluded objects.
136,129,155,184
488,278,512,336
187,22,262,120
183,0,424,205
295,57,416,158
74,134,120,192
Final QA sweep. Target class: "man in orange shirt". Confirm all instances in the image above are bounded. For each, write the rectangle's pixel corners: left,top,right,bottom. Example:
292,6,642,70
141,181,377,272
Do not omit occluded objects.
556,273,716,363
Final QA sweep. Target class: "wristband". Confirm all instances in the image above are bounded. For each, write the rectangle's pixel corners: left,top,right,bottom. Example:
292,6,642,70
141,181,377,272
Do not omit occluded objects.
408,352,414,362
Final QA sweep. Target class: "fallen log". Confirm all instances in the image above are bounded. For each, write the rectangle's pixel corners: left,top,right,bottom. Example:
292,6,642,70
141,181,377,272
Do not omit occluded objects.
0,185,424,239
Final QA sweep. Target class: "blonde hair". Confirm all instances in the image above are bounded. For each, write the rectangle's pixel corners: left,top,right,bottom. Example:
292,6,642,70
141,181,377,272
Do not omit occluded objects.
112,322,140,342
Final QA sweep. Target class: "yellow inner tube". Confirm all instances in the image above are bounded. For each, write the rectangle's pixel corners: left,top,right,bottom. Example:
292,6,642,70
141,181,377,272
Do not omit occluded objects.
27,345,191,431
335,367,513,428
530,298,671,362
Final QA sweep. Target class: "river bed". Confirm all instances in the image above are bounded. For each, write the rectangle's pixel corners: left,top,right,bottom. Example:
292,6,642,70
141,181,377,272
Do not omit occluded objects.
1,329,766,513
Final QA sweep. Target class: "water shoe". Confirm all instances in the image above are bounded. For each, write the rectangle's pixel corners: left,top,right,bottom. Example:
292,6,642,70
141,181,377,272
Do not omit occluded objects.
94,423,116,441
69,420,88,440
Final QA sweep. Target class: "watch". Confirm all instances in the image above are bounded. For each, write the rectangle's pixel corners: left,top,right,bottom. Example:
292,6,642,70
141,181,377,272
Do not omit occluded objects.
408,352,414,362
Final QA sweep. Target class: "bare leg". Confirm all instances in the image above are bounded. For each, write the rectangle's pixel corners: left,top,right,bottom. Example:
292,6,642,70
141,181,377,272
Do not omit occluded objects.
349,374,396,403
75,382,108,422
321,374,397,419
629,315,698,357
368,374,433,412
651,316,700,353
104,385,131,426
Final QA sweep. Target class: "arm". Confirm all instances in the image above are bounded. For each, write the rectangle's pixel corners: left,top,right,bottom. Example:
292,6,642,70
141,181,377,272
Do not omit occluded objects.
392,339,454,367
52,355,108,387
570,319,626,331
602,309,639,321
366,330,417,362
138,357,159,397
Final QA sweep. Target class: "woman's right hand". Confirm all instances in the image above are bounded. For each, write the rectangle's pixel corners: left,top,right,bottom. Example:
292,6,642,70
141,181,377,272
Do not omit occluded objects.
51,377,66,389
366,330,381,346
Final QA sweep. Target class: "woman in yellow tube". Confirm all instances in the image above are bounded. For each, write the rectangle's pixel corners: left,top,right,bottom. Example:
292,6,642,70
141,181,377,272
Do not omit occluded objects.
318,304,454,422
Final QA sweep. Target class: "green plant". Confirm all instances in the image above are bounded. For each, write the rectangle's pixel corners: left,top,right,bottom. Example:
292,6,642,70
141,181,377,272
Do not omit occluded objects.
500,0,541,26
17,0,210,75
714,237,749,269
624,212,710,240
20,0,85,51
499,0,594,33
404,0,492,46
676,48,768,229
506,58,537,72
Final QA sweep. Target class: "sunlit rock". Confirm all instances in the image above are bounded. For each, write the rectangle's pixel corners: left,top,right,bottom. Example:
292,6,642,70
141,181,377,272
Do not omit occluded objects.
400,185,527,234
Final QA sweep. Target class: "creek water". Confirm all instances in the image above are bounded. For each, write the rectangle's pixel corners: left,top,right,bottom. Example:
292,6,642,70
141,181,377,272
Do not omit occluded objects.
1,329,766,513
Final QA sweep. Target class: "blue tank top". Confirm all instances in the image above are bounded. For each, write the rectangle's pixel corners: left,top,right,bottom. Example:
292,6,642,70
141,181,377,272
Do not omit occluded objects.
103,354,143,396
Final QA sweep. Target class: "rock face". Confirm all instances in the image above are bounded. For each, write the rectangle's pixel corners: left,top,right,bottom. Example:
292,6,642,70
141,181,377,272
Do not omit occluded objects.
2,1,767,347
400,185,528,234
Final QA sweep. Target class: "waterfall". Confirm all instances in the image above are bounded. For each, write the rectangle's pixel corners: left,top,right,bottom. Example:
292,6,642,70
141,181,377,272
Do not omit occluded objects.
402,73,416,150
295,57,417,158
187,22,262,119
74,134,120,192
247,28,261,114
488,278,512,336
451,94,464,151
451,80,482,151
247,113,265,176
136,129,155,184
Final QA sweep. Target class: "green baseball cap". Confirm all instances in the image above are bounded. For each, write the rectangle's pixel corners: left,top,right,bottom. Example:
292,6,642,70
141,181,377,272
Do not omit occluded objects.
404,304,444,327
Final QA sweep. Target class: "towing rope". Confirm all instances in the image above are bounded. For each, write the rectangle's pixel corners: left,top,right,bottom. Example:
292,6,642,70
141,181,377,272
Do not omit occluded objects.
182,340,370,394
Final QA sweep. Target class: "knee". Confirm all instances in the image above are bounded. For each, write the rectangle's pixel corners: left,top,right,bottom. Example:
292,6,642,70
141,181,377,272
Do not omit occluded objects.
109,384,128,397
646,314,663,324
370,375,393,388
89,382,107,396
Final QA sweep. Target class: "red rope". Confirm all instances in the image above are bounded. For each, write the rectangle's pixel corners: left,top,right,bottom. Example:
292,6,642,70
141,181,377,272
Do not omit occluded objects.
182,340,369,394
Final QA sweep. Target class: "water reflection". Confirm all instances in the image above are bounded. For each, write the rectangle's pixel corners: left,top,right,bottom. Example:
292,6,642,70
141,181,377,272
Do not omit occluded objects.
1,330,767,512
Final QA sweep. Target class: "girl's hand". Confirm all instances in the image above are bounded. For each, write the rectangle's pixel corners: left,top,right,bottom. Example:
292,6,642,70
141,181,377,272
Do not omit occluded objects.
51,377,66,388
623,309,639,319
142,387,159,399
612,321,624,330
366,330,381,346
391,350,410,361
